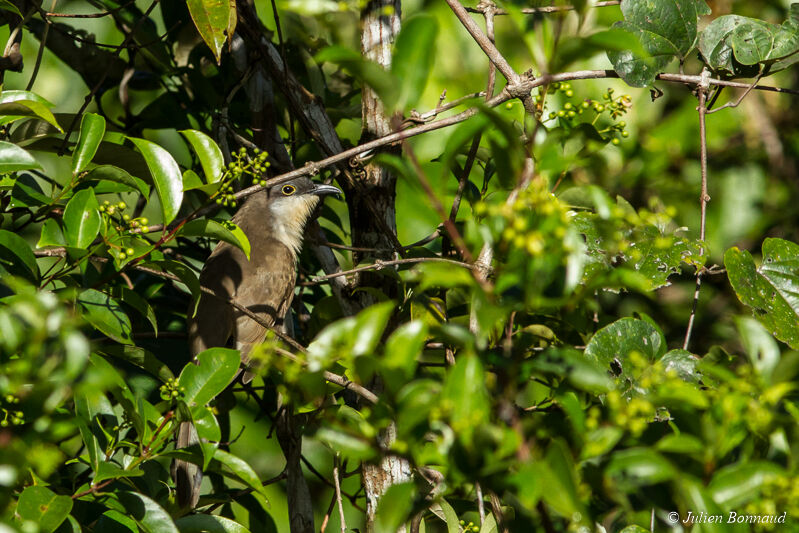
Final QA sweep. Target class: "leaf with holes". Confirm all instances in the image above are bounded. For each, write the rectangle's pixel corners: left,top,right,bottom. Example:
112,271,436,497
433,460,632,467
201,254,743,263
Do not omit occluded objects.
16,485,73,533
607,0,710,87
584,318,666,390
725,238,799,349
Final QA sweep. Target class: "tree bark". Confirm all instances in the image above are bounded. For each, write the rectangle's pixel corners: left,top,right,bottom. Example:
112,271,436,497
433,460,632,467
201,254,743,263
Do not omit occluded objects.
357,3,413,532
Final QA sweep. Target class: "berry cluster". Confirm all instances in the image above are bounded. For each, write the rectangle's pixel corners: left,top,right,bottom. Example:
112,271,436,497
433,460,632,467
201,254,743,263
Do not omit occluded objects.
1,394,23,427
459,520,480,532
159,377,185,401
100,200,150,234
544,84,632,145
214,147,272,208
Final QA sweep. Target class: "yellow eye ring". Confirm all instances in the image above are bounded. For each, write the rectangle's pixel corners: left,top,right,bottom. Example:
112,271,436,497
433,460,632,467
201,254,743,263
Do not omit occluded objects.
281,185,296,196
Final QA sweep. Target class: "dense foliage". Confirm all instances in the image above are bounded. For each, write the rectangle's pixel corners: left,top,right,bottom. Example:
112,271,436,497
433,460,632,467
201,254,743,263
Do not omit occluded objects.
1,0,799,532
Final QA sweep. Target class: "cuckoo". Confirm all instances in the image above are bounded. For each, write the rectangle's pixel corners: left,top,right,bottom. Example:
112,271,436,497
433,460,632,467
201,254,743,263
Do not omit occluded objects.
172,176,341,508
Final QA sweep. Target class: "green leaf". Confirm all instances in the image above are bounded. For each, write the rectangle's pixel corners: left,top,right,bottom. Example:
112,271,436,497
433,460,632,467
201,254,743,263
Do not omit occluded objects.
209,449,269,499
176,515,252,533
99,344,175,382
656,433,704,454
432,499,460,533
607,0,709,87
0,90,62,132
0,140,41,173
178,347,240,411
16,485,73,533
315,426,376,461
109,492,179,533
0,228,40,282
179,218,250,260
315,46,399,106
186,0,231,64
37,218,67,248
84,165,150,196
620,527,650,533
605,448,676,490
77,289,133,344
584,317,666,384
129,137,183,224
442,353,490,442
0,0,22,17
708,461,782,508
180,129,224,183
383,320,427,387
725,238,799,349
72,113,106,174
735,316,780,380
373,482,416,533
541,440,585,519
94,461,144,483
658,349,701,383
63,188,101,249
111,286,159,335
391,15,438,112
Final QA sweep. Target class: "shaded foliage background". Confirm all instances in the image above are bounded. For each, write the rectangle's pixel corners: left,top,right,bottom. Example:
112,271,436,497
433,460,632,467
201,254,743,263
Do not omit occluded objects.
2,0,799,532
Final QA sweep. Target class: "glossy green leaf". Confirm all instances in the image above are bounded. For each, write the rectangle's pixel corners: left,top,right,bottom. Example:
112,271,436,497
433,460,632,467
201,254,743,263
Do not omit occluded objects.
0,0,22,17
658,349,701,383
209,449,269,498
708,461,782,508
110,492,179,533
656,433,704,454
0,228,40,282
373,482,415,533
129,137,183,225
432,499,460,533
605,448,676,490
94,462,144,483
84,165,150,196
37,218,66,248
735,316,779,380
584,318,666,384
541,440,585,519
442,353,490,441
176,515,251,533
316,426,376,461
180,129,224,183
77,289,133,344
0,140,41,173
186,0,231,64
178,347,240,411
111,286,158,334
725,238,799,349
179,218,250,259
581,427,624,459
383,320,426,385
0,90,61,132
63,188,101,249
99,344,174,382
96,510,138,533
16,485,73,533
391,15,438,111
72,113,106,174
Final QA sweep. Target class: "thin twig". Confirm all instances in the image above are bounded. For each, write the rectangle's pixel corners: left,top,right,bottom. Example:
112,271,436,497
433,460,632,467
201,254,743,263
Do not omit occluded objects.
304,256,473,284
26,0,58,91
333,455,347,533
45,1,134,17
706,70,763,114
683,69,711,351
466,1,621,15
476,481,486,526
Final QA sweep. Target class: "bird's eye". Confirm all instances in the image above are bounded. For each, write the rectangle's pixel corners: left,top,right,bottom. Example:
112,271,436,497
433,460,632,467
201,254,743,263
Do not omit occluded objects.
281,185,296,196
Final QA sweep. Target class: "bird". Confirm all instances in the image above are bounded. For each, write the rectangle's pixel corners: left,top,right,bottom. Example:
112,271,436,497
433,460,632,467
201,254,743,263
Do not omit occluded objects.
172,176,341,509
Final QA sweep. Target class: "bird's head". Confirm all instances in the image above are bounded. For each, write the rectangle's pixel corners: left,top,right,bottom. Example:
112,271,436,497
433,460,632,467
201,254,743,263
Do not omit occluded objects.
266,177,341,255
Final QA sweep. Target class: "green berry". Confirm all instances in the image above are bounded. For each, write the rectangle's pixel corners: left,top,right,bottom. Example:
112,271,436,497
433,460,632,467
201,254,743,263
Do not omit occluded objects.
563,103,572,110
106,206,115,215
567,110,576,118
619,121,626,127
557,110,565,117
505,102,513,109
548,112,556,120
621,131,629,138
140,225,148,233
117,202,126,210
126,248,134,255
216,198,224,204
103,200,110,206
565,89,574,98
595,104,605,112
118,252,127,260
99,205,105,212
123,214,131,221
611,137,621,145
581,101,590,109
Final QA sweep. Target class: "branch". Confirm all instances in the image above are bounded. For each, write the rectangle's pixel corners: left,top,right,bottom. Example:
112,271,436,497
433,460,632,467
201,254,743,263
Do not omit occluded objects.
466,1,621,15
303,257,474,285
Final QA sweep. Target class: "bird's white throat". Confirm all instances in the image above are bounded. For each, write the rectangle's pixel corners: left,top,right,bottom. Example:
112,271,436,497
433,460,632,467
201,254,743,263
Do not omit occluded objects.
267,195,320,256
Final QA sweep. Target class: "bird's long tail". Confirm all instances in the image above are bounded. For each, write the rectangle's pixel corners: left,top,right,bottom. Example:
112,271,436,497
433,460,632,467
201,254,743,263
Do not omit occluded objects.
171,420,202,508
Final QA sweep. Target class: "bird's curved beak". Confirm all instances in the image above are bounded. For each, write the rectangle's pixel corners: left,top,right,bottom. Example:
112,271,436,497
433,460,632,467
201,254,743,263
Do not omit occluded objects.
312,183,342,197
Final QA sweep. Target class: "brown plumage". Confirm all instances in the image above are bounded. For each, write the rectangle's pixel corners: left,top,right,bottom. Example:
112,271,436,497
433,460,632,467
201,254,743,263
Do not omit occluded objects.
172,177,340,509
